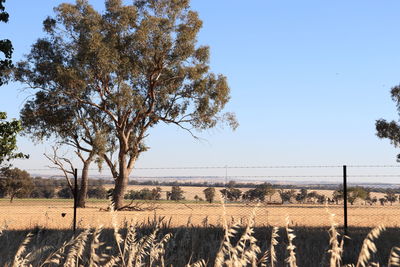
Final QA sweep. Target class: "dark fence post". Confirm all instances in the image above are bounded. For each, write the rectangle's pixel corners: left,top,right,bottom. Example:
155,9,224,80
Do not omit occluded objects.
73,168,78,234
343,165,348,235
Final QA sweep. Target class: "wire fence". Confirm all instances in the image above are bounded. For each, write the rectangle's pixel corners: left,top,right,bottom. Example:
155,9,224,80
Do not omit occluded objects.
1,164,400,230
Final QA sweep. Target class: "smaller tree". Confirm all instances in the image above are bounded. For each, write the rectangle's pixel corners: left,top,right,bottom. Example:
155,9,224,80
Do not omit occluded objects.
332,188,344,205
279,189,296,204
257,183,276,202
203,187,216,203
384,189,398,205
0,168,33,202
295,189,308,204
220,187,242,202
316,194,326,204
347,187,369,205
151,187,162,200
379,197,387,206
365,195,377,206
306,191,319,203
245,183,275,202
170,186,185,201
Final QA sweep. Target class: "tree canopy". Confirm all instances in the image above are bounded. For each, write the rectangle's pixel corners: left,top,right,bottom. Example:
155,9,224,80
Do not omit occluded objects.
376,86,400,161
0,0,13,86
15,0,237,209
0,168,34,202
0,112,27,167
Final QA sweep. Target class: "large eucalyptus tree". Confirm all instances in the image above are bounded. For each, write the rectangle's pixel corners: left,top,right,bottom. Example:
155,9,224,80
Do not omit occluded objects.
15,0,237,209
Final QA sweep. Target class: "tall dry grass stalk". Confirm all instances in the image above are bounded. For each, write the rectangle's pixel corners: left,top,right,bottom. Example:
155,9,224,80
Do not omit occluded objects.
285,216,297,267
355,225,385,267
12,232,33,267
64,228,90,266
327,211,344,267
270,226,279,267
388,247,400,267
215,201,278,267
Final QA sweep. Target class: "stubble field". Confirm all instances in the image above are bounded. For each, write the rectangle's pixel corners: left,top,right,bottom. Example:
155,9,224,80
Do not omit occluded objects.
0,186,398,230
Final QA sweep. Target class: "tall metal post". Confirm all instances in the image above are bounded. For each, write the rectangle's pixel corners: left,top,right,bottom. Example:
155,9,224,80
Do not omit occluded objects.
343,165,348,235
73,168,78,234
224,165,228,204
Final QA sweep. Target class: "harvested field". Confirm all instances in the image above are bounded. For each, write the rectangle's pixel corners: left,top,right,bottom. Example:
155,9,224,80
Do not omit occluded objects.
0,197,398,229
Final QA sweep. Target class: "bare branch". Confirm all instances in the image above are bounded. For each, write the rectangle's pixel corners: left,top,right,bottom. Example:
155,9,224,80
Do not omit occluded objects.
44,146,74,191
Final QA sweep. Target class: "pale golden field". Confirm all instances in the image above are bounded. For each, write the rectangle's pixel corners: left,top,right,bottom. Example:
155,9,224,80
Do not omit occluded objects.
0,186,398,229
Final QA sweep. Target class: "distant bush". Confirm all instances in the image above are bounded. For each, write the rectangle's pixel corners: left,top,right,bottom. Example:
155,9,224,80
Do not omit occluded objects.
30,186,55,199
124,187,162,200
87,186,107,199
57,187,73,199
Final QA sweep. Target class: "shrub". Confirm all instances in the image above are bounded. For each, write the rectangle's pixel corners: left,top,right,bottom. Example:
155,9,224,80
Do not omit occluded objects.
57,187,73,199
30,186,55,199
87,186,107,199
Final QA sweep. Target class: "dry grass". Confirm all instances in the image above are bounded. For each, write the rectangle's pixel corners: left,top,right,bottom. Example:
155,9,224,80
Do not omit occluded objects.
4,205,400,266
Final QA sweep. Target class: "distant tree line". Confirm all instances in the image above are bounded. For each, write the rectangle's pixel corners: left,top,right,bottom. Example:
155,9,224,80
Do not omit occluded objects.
1,168,399,206
0,168,108,201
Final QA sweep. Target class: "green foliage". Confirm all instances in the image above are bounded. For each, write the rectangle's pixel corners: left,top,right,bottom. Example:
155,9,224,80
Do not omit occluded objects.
295,189,308,203
125,187,161,200
220,187,242,201
0,112,28,167
57,186,74,199
332,186,369,205
375,86,400,161
0,0,12,86
384,189,398,205
30,185,55,199
332,188,344,204
347,187,369,205
242,183,275,202
87,185,107,199
203,187,215,203
169,186,184,201
0,168,34,202
278,189,296,204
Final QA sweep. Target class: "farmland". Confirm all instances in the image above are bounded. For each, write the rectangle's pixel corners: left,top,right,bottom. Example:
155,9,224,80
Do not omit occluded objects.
0,185,398,230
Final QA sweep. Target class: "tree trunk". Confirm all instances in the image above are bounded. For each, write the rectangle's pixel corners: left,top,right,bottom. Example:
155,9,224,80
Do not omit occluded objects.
77,160,91,208
113,147,131,210
113,169,129,210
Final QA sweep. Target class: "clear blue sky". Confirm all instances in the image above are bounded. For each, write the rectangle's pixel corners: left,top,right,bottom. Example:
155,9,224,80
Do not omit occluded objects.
2,0,400,182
